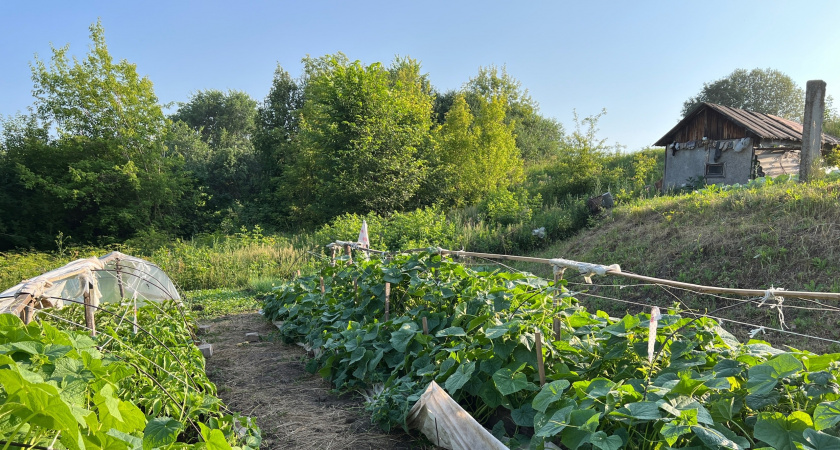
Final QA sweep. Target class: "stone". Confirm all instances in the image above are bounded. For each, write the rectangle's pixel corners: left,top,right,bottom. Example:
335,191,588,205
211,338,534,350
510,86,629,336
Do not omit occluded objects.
245,332,260,342
197,343,213,358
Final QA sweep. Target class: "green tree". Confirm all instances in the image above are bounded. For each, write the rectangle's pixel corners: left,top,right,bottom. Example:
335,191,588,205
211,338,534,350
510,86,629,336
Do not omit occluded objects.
464,65,563,163
251,66,305,227
682,68,805,121
0,21,187,248
169,90,259,231
433,94,523,204
282,54,433,226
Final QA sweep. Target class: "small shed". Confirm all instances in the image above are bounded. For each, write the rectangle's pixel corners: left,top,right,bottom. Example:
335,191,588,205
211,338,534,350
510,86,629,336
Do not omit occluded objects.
654,102,840,189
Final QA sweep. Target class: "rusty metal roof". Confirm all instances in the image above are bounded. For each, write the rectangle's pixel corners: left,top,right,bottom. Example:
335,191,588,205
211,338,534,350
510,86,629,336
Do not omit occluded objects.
654,102,840,147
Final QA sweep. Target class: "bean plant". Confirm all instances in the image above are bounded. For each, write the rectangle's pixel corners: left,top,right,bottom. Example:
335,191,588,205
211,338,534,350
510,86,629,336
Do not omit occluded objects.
264,251,840,449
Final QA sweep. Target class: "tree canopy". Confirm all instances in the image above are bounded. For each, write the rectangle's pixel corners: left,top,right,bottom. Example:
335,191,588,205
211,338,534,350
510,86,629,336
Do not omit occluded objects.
682,68,805,121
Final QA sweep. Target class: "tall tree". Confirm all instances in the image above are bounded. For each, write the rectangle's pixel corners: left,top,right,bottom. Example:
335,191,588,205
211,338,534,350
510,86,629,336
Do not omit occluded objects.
463,65,563,163
282,54,433,226
169,90,259,230
682,68,805,121
0,21,187,248
433,94,523,204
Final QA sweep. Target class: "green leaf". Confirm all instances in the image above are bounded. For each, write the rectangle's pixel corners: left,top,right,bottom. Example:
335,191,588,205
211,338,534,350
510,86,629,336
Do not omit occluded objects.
532,380,571,413
535,406,573,437
444,361,476,394
590,431,622,450
511,404,536,427
746,353,804,395
200,423,233,450
804,428,840,450
389,322,418,353
493,368,530,396
143,417,183,450
612,401,662,421
692,424,748,450
661,421,691,446
435,327,465,337
815,400,840,431
560,409,600,449
753,411,811,450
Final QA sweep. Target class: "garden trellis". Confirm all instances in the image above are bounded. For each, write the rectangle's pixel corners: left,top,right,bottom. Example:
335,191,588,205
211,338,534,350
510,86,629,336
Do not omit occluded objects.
311,240,840,449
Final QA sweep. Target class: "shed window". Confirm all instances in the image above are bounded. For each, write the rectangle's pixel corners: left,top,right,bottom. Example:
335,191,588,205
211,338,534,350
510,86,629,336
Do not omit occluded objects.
706,163,725,178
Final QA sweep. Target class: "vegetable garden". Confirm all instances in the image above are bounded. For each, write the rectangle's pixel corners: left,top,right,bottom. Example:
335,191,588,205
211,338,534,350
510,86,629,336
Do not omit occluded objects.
264,251,840,449
0,296,261,449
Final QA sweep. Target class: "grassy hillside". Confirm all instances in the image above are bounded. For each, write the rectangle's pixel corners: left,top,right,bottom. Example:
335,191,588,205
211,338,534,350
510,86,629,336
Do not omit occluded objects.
517,177,840,352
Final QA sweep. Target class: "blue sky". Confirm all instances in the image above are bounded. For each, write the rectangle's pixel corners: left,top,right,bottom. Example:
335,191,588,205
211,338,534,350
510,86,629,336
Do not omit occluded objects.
1,1,838,151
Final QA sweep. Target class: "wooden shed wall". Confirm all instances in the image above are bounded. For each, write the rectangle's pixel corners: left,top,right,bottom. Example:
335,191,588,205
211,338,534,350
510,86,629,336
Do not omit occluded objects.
671,109,755,143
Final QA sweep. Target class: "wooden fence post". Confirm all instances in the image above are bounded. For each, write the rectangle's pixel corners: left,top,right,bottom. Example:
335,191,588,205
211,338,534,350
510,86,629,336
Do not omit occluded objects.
320,276,325,295
553,270,561,341
535,331,546,387
345,245,352,265
384,282,391,321
422,316,429,335
331,246,337,267
83,282,96,337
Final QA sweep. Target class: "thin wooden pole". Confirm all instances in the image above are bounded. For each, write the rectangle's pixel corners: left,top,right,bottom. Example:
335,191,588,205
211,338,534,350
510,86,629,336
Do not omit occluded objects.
435,249,840,301
83,283,96,337
422,316,429,335
296,269,301,277
384,282,391,322
331,246,337,267
345,245,353,265
535,331,546,386
320,276,325,295
116,261,136,334
353,278,358,305
553,270,561,341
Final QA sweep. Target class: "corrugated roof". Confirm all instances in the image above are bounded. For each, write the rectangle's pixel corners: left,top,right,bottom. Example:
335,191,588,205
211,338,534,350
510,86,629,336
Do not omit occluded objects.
654,102,840,147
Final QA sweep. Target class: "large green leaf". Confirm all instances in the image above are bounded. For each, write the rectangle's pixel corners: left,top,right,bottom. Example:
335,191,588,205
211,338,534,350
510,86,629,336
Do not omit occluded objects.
746,353,804,395
814,400,840,431
590,431,622,450
532,379,571,413
143,417,183,450
535,406,573,437
389,322,418,353
493,368,530,396
444,361,476,394
803,428,840,450
753,411,811,450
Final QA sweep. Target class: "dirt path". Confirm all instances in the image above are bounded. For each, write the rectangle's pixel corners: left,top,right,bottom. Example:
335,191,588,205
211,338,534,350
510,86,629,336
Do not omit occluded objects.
201,312,423,449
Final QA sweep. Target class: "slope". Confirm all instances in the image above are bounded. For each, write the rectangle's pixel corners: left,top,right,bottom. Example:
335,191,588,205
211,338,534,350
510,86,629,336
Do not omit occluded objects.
519,177,840,352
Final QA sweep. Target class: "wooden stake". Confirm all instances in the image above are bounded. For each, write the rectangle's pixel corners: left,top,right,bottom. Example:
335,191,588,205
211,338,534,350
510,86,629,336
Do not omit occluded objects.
422,316,429,335
320,276,325,295
296,269,301,277
353,278,358,304
535,331,545,387
83,283,96,337
553,269,561,340
384,282,390,321
330,246,337,267
345,245,352,265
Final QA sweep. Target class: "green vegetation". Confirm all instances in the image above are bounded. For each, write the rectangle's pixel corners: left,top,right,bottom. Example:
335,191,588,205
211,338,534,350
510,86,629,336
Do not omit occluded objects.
0,301,260,449
264,251,840,449
519,174,840,352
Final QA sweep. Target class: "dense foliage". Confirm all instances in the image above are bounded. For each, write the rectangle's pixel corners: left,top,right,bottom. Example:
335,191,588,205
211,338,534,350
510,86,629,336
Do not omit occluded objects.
264,252,840,449
0,21,666,252
0,302,261,449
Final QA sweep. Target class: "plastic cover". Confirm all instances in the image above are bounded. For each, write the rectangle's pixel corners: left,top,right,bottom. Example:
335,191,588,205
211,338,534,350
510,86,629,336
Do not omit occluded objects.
0,251,180,313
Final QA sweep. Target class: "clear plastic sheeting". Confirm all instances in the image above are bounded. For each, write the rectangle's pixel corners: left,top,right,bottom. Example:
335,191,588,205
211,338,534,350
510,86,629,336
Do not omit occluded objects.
407,381,508,450
0,251,180,314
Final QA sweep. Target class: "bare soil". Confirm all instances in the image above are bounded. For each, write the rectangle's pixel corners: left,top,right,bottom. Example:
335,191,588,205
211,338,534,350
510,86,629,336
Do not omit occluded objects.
201,312,424,449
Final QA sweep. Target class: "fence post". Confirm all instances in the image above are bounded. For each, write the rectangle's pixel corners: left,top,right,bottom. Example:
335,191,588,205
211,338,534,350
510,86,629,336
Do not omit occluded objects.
553,270,561,341
320,276,325,295
331,246,337,267
345,245,353,265
384,282,391,321
535,331,546,386
83,282,96,337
